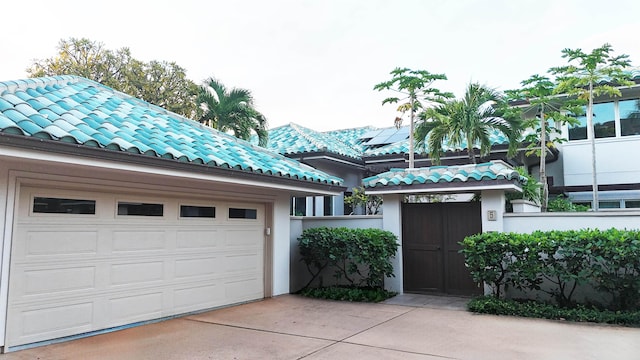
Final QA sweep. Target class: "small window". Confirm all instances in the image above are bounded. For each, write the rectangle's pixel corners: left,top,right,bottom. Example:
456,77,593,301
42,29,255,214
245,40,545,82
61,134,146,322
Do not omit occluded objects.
180,205,215,218
599,201,621,209
33,197,96,214
118,202,163,216
229,207,257,219
323,195,333,216
292,197,306,216
592,102,616,138
625,200,640,209
620,99,640,136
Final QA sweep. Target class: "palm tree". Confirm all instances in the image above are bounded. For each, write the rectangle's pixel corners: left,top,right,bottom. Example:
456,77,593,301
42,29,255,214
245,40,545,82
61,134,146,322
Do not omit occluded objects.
415,83,522,164
198,78,268,146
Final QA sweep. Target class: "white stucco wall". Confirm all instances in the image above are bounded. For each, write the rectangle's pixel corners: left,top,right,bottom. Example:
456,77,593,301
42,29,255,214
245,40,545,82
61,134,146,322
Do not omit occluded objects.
504,211,640,233
381,194,402,293
271,193,292,296
481,190,506,232
561,137,640,186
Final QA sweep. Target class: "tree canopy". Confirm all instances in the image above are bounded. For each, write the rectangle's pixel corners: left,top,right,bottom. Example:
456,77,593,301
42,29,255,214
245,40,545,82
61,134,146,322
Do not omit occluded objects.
415,83,523,164
27,38,198,119
374,67,453,167
197,78,268,146
549,43,633,210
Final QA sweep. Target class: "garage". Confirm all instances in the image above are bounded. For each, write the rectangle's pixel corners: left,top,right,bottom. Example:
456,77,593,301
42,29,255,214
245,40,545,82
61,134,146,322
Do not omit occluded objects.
0,75,344,351
6,184,265,348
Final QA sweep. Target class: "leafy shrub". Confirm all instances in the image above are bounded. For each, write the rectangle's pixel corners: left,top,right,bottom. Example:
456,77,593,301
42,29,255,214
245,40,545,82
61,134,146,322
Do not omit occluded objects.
547,195,590,212
298,227,398,290
298,286,397,302
468,296,640,326
461,229,640,310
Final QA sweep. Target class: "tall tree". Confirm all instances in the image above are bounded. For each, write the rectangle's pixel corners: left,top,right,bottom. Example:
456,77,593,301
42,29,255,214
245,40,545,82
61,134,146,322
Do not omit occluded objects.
507,74,582,210
27,38,198,119
374,67,453,168
415,83,522,164
198,78,268,146
550,44,633,211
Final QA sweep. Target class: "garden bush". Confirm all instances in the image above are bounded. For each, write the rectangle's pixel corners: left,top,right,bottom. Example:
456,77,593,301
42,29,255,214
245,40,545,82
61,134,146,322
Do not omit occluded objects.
298,227,398,290
461,228,640,311
468,297,640,326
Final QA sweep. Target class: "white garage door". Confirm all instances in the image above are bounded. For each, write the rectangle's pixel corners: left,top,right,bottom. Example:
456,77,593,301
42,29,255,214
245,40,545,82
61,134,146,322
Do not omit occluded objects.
6,185,265,348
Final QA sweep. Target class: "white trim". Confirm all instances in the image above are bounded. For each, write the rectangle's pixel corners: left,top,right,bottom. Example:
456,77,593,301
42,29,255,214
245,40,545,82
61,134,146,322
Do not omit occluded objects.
365,183,522,195
0,146,341,196
0,169,17,347
291,155,366,169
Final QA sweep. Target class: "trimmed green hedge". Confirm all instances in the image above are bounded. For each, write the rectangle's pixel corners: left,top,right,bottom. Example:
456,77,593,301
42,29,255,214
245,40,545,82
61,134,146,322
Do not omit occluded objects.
299,286,396,302
461,229,640,310
468,297,640,326
298,227,398,290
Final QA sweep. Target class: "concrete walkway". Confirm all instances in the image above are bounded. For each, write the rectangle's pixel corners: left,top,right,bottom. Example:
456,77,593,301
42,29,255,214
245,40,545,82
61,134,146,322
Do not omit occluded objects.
2,294,639,359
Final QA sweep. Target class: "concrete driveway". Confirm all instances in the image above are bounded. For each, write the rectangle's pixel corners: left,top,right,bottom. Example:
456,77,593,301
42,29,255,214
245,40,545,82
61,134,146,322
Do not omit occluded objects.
2,294,639,360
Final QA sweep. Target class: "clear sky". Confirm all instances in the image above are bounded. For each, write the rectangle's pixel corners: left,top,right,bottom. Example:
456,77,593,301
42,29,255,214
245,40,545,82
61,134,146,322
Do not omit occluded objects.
2,0,639,131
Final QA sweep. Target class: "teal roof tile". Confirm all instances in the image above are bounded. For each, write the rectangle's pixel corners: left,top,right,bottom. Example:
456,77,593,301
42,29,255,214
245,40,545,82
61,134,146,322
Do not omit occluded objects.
363,161,525,189
262,123,365,159
264,121,513,159
0,76,341,186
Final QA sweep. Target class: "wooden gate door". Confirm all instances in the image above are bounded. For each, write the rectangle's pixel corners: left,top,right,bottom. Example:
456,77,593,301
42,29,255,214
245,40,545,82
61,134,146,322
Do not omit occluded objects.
402,202,482,296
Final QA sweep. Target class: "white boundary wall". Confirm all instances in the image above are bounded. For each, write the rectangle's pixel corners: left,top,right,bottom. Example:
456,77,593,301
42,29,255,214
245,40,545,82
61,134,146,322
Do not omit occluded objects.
504,211,640,233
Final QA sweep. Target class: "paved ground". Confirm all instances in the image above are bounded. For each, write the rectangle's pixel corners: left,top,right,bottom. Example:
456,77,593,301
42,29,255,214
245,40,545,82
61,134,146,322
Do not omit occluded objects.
2,294,639,359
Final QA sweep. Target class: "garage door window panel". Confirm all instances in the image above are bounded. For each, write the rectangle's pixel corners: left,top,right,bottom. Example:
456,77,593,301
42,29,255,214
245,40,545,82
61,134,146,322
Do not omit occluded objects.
228,208,257,219
180,205,216,218
32,197,96,215
117,202,164,216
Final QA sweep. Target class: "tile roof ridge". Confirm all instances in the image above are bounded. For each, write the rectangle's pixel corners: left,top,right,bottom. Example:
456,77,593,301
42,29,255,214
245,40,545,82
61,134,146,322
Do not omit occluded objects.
0,75,82,93
289,123,328,151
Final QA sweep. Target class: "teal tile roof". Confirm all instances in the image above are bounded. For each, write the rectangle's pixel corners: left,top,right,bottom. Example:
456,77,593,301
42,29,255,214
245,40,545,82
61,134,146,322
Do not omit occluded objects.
265,123,365,159
363,161,525,188
265,122,512,159
0,76,342,186
324,126,374,152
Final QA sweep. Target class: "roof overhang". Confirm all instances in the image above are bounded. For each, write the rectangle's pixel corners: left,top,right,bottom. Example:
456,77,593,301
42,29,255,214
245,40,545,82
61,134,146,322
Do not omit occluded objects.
363,160,525,195
365,179,522,195
0,133,346,196
285,151,365,169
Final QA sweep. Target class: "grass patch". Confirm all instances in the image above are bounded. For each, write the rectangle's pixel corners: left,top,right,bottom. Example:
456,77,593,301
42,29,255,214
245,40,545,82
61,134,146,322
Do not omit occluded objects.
468,296,640,326
298,286,397,303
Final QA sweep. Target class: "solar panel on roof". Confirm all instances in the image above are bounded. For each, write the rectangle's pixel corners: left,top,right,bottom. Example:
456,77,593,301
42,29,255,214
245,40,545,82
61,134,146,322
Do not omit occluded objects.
363,126,410,146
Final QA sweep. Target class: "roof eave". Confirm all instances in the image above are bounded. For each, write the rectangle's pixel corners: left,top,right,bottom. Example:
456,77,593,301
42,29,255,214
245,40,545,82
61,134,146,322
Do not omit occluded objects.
364,179,523,195
0,133,347,193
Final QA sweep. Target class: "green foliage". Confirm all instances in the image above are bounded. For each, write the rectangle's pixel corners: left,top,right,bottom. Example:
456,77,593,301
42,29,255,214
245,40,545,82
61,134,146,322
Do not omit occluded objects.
415,83,523,164
373,67,453,112
547,195,590,212
27,38,198,119
550,43,633,99
461,229,640,310
344,187,383,215
298,227,398,290
298,286,397,302
468,297,640,326
197,78,268,146
505,167,541,209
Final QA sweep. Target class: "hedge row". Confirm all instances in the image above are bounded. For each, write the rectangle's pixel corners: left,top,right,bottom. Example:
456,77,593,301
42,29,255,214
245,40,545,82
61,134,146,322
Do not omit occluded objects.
298,227,398,289
461,229,640,310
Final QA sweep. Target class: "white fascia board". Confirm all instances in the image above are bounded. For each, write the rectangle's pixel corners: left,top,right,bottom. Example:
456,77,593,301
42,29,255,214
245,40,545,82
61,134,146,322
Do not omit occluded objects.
292,155,366,169
0,146,341,196
365,183,522,195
